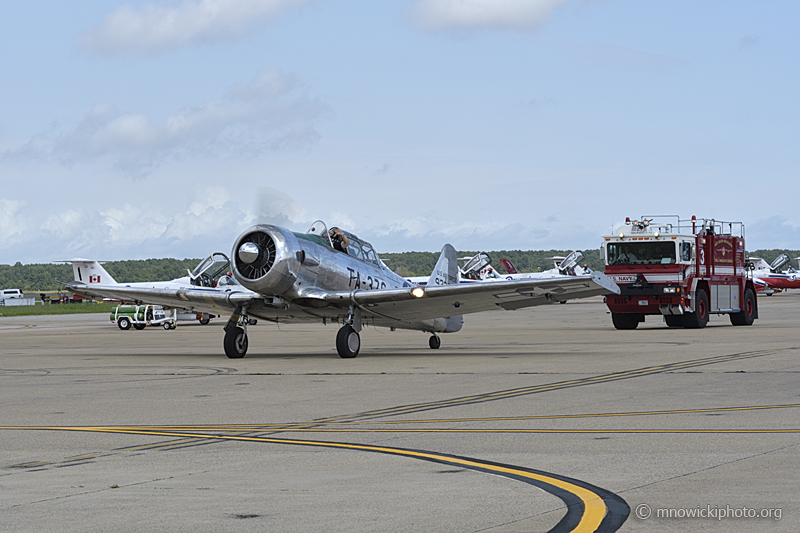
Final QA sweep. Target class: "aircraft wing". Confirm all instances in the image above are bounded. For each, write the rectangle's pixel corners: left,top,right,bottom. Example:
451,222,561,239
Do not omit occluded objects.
67,282,261,316
69,271,618,326
321,271,619,325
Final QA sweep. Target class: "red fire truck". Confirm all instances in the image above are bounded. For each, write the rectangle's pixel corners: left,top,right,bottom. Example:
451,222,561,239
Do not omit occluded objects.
602,215,758,329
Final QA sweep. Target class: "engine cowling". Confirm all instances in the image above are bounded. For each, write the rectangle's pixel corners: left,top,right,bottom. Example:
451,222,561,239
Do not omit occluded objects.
231,225,299,296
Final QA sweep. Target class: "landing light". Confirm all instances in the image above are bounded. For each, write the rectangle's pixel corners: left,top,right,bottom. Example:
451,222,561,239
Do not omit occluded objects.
411,287,425,298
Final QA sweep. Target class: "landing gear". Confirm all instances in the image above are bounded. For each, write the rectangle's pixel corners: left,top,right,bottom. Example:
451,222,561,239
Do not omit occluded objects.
223,307,249,358
336,325,360,358
429,335,441,349
224,326,248,358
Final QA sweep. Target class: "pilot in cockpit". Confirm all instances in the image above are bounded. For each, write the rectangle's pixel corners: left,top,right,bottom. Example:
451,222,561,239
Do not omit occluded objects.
329,227,350,254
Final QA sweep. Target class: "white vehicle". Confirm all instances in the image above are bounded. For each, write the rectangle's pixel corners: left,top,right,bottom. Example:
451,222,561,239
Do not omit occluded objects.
110,304,175,330
2,288,23,299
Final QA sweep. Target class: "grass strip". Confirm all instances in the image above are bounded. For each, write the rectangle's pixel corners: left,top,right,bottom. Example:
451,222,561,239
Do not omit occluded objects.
0,303,119,317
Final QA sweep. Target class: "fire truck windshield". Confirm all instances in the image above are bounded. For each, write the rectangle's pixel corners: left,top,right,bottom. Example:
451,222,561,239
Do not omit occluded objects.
607,241,676,265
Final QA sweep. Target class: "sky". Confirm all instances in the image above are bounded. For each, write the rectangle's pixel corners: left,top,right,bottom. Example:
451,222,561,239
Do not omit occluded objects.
1,0,798,264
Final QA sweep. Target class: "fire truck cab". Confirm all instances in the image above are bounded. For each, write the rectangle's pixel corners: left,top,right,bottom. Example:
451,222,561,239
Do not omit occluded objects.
602,215,758,329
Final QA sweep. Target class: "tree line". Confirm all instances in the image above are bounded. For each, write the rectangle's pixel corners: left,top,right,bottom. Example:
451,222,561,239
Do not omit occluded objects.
3,248,795,291
0,259,200,292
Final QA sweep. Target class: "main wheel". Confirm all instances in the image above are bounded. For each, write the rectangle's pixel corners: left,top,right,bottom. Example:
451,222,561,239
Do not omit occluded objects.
118,317,131,330
730,288,756,326
664,315,683,328
683,288,709,328
611,313,639,330
133,323,146,330
336,325,360,358
429,335,441,349
224,326,248,358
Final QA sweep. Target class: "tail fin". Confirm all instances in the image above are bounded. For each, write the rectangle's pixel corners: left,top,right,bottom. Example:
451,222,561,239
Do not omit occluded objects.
427,244,459,286
56,259,117,285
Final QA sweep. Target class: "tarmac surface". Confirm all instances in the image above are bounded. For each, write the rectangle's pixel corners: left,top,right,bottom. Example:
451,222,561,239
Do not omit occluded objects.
1,293,798,532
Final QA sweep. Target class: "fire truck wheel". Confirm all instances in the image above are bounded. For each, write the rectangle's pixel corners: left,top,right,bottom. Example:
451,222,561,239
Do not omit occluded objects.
118,317,131,330
133,324,146,330
730,288,756,326
611,313,639,330
664,315,683,328
683,288,709,328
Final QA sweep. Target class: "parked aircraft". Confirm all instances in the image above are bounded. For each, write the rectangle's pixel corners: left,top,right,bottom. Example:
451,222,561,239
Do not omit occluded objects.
409,250,590,285
67,220,619,359
748,254,800,295
59,253,250,324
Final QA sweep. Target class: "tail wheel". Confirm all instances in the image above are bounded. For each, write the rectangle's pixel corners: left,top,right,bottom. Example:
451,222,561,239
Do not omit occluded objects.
429,335,441,349
611,313,639,330
336,325,360,358
224,326,248,358
730,288,756,326
118,317,131,330
683,288,709,328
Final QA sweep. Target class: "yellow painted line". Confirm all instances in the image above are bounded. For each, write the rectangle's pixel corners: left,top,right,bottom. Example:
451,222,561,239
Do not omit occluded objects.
37,403,798,432
36,427,795,434
2,426,610,532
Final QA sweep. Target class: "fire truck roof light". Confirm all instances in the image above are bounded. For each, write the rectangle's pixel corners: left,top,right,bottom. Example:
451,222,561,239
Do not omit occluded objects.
618,233,624,239
653,231,660,237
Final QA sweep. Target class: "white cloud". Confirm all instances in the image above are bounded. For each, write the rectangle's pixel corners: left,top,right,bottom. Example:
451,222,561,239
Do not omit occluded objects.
3,69,329,177
77,0,312,56
0,199,26,248
0,186,260,264
370,213,593,253
412,0,573,31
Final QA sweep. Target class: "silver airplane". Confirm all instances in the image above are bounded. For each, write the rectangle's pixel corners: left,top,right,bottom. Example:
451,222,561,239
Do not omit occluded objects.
67,220,620,359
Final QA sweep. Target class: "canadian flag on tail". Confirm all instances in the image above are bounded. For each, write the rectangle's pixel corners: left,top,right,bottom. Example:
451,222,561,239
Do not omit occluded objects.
89,275,101,283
